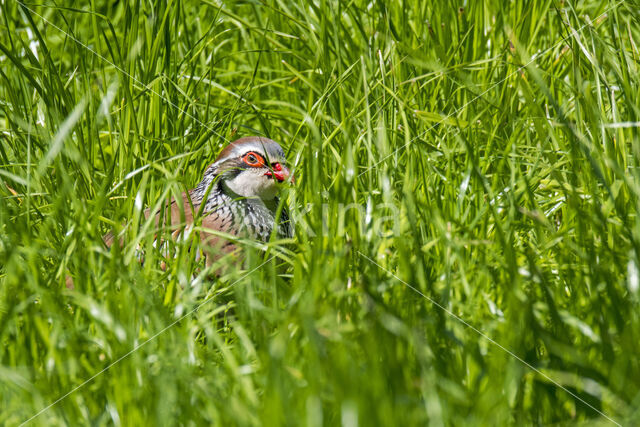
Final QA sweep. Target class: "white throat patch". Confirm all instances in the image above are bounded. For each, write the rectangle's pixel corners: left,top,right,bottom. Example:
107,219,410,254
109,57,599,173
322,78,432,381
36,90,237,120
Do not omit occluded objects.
225,169,279,200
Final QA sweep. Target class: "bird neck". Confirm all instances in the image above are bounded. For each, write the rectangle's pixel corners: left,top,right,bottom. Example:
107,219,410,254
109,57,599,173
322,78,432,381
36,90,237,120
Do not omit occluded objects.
193,175,292,240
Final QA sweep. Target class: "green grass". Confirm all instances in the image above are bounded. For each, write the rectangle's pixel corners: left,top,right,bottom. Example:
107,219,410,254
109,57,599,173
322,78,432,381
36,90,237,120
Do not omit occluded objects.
1,0,640,425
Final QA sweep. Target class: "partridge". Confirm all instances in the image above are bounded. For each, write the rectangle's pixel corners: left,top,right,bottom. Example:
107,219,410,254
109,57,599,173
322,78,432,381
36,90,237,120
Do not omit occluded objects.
105,136,294,266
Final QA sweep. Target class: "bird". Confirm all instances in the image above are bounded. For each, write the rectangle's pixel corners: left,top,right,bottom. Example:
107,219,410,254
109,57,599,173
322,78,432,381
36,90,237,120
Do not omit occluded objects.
104,136,294,268
65,136,293,289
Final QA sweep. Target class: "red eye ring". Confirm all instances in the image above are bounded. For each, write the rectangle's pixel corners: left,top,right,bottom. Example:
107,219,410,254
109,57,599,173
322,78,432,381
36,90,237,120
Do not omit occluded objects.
242,151,265,167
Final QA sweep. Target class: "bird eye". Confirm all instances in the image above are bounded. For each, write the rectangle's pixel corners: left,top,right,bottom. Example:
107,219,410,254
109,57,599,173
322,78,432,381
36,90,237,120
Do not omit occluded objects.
243,152,265,167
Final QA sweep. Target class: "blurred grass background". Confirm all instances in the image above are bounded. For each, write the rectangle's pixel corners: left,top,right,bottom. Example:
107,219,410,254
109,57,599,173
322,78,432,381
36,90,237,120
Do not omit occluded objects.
1,0,640,425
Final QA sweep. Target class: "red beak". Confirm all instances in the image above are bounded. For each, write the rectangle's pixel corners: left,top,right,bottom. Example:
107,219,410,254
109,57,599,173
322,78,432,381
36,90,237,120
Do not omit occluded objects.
266,163,293,183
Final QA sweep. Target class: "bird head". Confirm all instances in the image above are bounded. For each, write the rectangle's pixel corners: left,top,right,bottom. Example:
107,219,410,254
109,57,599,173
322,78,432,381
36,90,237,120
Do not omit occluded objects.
202,136,292,201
